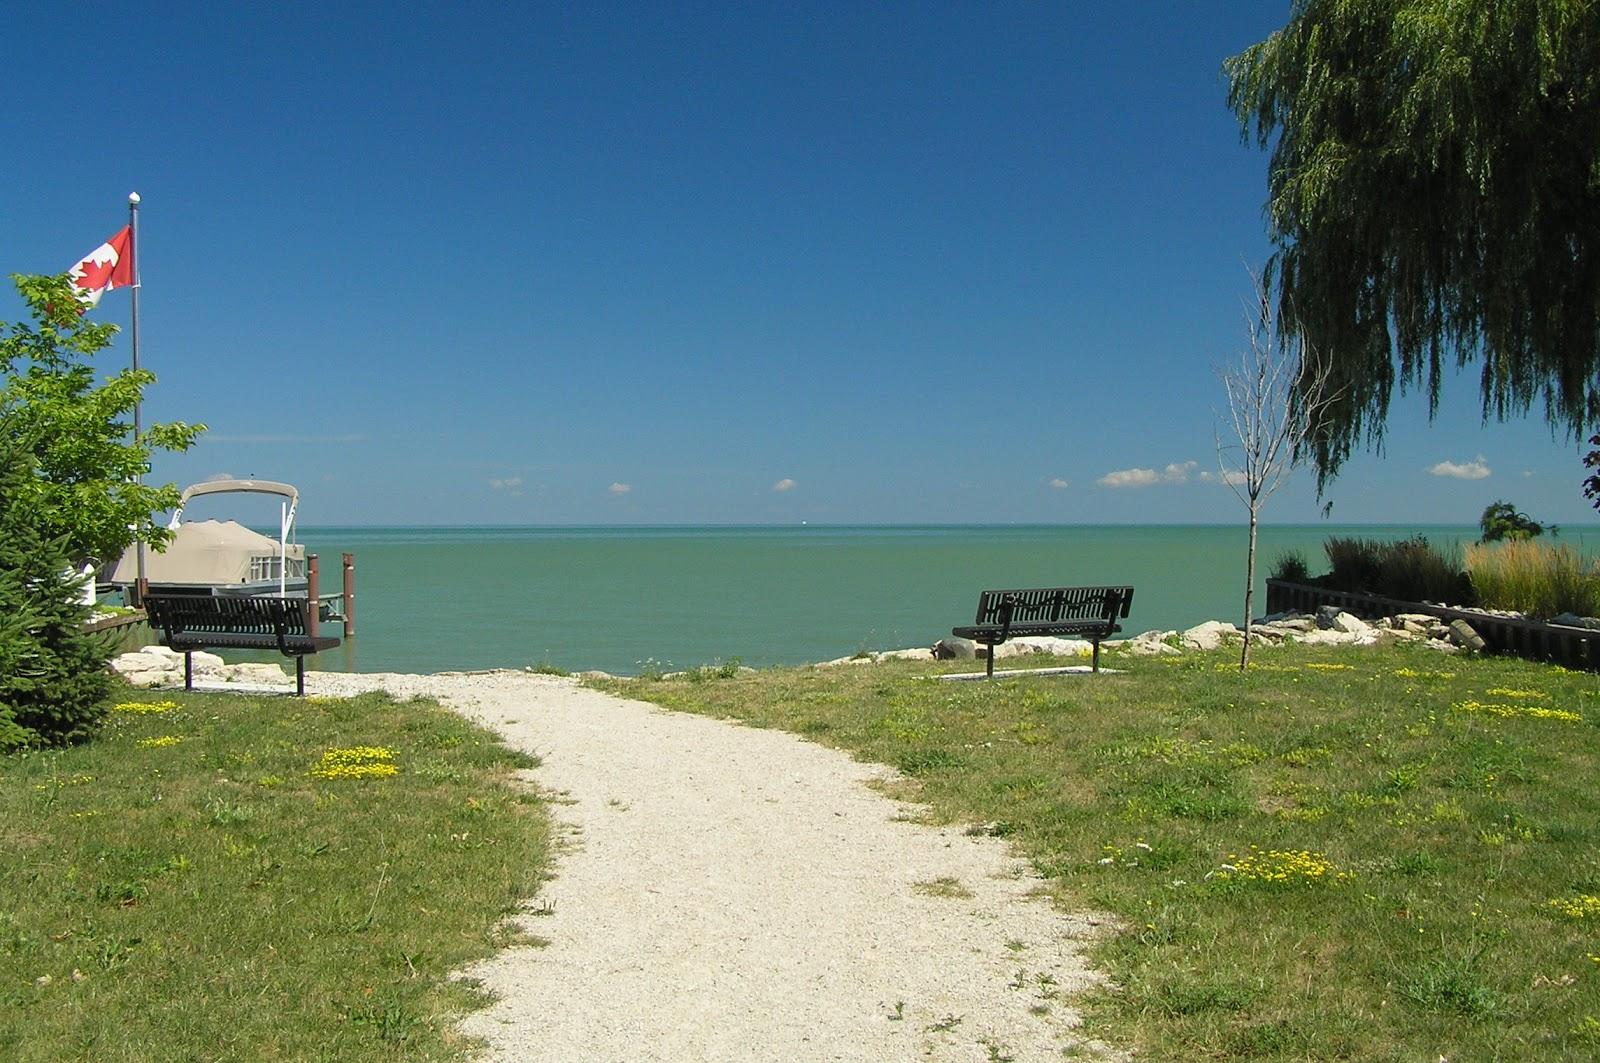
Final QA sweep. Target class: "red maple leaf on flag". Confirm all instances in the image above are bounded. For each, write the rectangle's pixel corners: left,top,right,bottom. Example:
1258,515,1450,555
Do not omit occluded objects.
74,255,116,291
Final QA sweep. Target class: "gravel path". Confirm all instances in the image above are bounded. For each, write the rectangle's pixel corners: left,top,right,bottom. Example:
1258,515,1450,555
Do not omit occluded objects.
303,669,1122,1062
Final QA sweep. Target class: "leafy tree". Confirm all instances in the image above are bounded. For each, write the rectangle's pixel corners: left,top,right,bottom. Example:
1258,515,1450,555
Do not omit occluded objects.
1478,500,1548,542
0,273,204,567
1583,434,1600,510
0,416,113,750
1226,1,1600,485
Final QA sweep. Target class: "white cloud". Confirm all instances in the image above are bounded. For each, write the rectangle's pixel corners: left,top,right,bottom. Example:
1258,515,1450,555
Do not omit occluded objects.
1099,468,1160,488
1048,478,1069,490
1427,456,1491,480
1198,470,1249,487
772,478,796,493
608,482,632,495
202,471,236,482
489,477,523,491
1521,470,1534,479
1098,461,1197,488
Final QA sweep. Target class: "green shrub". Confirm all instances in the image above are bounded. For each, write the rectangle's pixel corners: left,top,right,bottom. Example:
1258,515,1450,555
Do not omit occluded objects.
1323,536,1470,604
0,425,112,750
1269,551,1311,582
1465,540,1600,619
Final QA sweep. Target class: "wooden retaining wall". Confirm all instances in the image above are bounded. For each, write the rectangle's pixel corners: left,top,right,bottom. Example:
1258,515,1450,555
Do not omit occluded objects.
1265,579,1600,672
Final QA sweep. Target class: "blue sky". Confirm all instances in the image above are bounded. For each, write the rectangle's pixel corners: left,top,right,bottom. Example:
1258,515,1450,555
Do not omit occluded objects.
4,2,1591,527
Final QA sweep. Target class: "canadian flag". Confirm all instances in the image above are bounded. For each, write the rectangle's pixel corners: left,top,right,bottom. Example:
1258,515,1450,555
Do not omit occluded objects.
68,226,134,307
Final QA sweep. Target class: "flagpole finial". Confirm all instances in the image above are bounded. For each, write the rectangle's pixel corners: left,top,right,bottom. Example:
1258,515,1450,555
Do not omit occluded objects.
128,192,141,205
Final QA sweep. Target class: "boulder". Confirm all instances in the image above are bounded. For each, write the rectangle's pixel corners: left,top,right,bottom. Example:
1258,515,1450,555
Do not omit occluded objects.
190,651,227,676
932,637,977,660
1550,613,1600,630
1117,631,1180,656
1008,636,1093,657
1260,616,1316,634
1295,628,1360,647
1315,605,1344,630
222,662,289,684
1246,625,1287,642
1393,613,1436,634
1330,612,1371,635
110,650,180,687
1181,620,1240,651
876,648,931,662
1448,619,1487,652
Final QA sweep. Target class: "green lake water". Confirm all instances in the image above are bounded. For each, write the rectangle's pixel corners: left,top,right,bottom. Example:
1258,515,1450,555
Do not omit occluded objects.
260,523,1573,677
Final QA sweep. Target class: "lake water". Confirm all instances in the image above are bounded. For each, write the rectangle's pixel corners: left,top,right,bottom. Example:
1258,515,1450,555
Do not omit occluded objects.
266,523,1554,676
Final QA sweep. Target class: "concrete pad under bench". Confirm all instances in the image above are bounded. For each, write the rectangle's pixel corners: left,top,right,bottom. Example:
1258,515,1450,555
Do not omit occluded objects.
934,665,1123,681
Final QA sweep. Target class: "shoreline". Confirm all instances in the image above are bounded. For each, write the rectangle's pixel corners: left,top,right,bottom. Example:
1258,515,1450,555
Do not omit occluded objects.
109,606,1471,691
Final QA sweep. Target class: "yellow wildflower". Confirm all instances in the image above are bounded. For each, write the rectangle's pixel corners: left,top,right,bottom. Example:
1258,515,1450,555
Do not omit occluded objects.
309,746,399,780
1212,845,1348,886
113,701,178,714
136,735,182,748
1452,700,1582,723
1548,895,1600,920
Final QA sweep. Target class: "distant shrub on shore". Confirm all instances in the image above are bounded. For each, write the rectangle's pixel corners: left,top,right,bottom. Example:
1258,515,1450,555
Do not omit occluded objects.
1465,540,1600,619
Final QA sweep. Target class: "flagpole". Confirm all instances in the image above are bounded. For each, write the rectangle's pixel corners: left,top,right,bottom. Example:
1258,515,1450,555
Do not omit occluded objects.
129,192,146,592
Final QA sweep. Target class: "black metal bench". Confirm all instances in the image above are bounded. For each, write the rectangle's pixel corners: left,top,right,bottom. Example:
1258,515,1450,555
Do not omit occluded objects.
142,594,340,696
953,585,1134,677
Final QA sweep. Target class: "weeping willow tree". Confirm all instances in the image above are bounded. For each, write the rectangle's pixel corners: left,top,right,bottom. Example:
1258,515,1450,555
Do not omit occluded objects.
1226,1,1600,485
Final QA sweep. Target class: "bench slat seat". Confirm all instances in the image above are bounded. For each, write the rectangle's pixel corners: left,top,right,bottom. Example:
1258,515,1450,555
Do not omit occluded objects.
142,594,339,696
953,585,1133,677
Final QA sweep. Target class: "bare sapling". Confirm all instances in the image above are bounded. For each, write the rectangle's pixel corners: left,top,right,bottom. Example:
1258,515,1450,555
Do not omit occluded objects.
1215,278,1339,670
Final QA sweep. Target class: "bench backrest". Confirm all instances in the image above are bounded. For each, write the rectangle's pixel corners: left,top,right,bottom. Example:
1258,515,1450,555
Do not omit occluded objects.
144,594,311,640
973,586,1134,627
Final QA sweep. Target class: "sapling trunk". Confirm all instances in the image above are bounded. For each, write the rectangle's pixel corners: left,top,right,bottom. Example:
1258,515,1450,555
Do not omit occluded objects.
1241,505,1258,671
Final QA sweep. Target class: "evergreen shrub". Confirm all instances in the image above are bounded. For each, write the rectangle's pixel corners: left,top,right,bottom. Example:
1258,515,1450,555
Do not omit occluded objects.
0,424,112,750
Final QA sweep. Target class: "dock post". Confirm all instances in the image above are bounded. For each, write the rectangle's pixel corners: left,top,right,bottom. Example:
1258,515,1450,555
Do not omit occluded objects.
306,553,320,637
342,553,355,638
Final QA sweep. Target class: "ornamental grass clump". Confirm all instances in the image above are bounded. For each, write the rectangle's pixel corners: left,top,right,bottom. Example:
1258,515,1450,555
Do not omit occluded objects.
1323,535,1469,603
1464,540,1600,619
308,746,398,780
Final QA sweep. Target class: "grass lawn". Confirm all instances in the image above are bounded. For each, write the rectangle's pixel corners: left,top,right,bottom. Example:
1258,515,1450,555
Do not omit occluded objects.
603,642,1600,1061
0,686,549,1061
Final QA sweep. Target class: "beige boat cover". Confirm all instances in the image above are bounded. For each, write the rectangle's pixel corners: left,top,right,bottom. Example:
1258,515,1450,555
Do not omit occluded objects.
109,520,305,586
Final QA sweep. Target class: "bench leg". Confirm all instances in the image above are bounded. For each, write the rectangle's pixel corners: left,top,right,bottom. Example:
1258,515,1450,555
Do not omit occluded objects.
1091,638,1101,673
296,657,306,697
985,642,996,679
184,651,194,691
